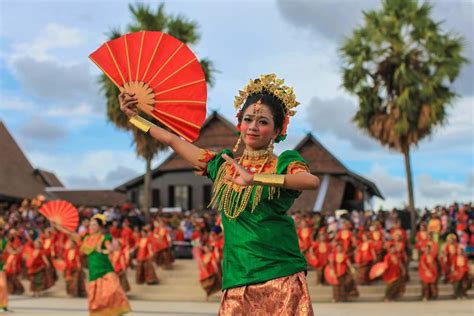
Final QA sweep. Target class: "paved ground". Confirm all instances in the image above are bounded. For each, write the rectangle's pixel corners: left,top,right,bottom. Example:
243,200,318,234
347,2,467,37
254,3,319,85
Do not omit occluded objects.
3,296,473,316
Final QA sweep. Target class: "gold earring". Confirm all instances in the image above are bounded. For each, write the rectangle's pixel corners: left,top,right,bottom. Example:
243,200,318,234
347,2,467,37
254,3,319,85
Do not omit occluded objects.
233,136,242,153
267,139,274,155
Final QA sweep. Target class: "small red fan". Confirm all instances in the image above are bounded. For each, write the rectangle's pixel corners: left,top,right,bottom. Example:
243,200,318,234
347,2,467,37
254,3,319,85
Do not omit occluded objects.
419,269,437,284
324,265,339,285
39,200,79,232
369,262,387,280
52,259,66,272
89,31,207,142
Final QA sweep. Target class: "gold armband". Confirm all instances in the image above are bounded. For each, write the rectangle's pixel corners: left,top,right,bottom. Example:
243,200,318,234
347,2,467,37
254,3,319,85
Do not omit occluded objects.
253,174,285,187
129,115,154,133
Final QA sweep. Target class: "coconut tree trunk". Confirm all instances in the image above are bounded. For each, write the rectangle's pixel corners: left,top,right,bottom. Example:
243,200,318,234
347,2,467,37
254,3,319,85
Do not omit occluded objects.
142,157,152,218
402,146,416,240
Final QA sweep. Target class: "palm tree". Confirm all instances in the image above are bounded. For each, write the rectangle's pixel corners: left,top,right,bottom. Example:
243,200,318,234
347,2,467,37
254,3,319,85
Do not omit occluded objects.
100,3,216,216
340,0,467,237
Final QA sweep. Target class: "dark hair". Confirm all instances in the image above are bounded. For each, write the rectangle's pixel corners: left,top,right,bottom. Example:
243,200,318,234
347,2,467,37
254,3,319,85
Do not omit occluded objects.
237,92,285,133
93,217,105,228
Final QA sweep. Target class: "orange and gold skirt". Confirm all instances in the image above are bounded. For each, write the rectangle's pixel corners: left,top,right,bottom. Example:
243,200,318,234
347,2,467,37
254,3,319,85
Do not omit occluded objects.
0,272,8,309
88,272,131,316
219,271,313,316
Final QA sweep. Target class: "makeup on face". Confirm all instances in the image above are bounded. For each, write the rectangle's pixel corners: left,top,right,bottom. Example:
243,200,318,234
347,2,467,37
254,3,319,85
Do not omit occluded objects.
240,103,277,150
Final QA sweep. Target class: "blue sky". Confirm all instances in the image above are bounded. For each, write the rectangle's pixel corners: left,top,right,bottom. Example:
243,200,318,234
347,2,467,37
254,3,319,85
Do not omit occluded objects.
0,0,472,210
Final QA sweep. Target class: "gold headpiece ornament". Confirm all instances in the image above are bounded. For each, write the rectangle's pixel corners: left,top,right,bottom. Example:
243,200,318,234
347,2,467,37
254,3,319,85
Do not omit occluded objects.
233,74,300,143
446,233,456,242
92,214,107,226
234,73,299,116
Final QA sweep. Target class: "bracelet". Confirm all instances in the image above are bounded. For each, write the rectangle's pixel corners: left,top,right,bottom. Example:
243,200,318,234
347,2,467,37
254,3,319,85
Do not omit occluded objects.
253,174,285,187
129,115,154,133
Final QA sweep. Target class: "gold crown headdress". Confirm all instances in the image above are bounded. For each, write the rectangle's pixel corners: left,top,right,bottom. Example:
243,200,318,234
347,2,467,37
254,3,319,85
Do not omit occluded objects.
92,213,107,226
234,74,300,143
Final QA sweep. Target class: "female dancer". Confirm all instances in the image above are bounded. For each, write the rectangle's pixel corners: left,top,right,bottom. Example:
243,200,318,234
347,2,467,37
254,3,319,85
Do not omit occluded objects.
418,243,438,301
26,239,51,297
54,214,130,316
0,232,9,312
135,228,159,285
383,243,406,301
120,74,319,315
63,239,86,297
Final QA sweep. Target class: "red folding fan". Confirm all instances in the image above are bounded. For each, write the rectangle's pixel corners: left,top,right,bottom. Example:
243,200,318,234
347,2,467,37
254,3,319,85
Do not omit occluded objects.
89,31,207,142
369,262,388,280
39,200,79,232
324,265,339,285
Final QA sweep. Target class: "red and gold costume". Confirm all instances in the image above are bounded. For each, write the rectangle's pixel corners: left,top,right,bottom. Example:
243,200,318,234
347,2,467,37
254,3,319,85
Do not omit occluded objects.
4,237,24,295
0,238,8,310
310,238,330,284
109,245,130,293
135,236,159,285
196,247,222,297
152,225,174,269
382,252,405,300
354,239,375,284
441,237,460,280
26,248,53,293
63,244,86,297
370,227,385,261
336,228,354,255
42,233,58,287
418,251,438,300
415,227,429,254
450,252,471,298
329,251,358,302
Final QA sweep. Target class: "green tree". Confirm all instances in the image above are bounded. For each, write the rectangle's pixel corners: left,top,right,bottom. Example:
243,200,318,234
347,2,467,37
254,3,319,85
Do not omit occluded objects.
100,3,216,216
340,0,467,236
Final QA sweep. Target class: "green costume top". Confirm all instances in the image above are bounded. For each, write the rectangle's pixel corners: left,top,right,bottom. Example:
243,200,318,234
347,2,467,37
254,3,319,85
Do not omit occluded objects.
0,238,6,272
205,149,310,290
81,233,114,281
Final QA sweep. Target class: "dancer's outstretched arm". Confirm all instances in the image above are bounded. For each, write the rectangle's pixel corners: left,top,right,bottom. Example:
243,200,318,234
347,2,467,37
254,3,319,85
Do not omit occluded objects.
52,223,80,242
119,92,206,170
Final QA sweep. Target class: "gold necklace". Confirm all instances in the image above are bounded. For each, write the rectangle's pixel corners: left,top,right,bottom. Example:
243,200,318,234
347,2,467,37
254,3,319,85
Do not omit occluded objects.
222,154,270,220
242,149,269,160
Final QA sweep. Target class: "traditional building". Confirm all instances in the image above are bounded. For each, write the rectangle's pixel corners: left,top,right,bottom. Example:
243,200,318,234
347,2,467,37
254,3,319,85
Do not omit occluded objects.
116,112,383,213
0,121,125,208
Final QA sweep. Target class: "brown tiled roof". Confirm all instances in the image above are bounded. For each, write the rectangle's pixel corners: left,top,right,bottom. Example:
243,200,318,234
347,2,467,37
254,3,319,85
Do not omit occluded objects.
0,121,48,200
47,189,127,207
34,169,64,187
295,133,383,199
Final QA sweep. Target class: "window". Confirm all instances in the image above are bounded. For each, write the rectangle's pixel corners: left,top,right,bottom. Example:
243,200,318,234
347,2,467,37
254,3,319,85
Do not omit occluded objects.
203,185,212,208
169,185,193,210
130,190,138,205
152,189,160,207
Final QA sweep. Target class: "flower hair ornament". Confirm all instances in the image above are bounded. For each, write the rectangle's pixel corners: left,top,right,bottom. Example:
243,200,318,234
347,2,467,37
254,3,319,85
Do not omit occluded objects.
234,73,299,143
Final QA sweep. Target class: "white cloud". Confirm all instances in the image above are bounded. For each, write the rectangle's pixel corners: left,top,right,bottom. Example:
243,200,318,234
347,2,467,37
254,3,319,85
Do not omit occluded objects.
18,116,67,142
368,164,473,210
45,102,100,118
276,0,474,96
415,96,474,154
10,23,84,62
0,94,36,111
28,149,169,189
418,173,473,200
3,22,104,123
304,96,380,151
365,163,407,199
10,56,99,103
